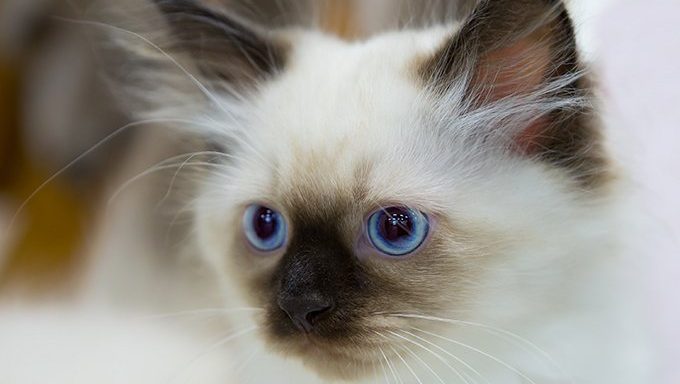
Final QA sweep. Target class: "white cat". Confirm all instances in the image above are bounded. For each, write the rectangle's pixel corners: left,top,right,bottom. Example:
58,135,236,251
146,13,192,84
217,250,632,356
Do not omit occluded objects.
1,1,657,383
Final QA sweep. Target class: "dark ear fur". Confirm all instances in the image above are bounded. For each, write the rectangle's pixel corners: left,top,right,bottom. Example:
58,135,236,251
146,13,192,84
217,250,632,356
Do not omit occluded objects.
421,0,608,188
153,0,288,87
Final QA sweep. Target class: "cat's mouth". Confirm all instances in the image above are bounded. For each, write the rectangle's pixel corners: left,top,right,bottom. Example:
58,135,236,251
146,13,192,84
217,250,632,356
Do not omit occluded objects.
262,308,401,380
266,329,395,380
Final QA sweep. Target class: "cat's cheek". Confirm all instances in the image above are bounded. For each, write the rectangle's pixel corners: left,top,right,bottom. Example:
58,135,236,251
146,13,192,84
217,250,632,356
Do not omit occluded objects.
193,201,270,304
194,205,233,272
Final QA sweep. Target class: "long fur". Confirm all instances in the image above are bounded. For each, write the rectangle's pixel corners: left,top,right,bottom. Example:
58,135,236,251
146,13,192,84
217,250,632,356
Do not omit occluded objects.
10,1,654,383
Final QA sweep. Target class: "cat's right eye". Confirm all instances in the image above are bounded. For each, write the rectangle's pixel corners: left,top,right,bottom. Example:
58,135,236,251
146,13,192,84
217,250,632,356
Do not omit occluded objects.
243,204,287,252
367,206,429,257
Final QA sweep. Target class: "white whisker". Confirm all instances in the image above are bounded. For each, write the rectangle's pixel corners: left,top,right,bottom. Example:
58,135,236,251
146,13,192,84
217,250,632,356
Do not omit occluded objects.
162,197,199,247
173,325,258,380
142,307,263,321
154,150,240,210
378,344,392,384
51,17,277,173
51,17,232,116
386,312,565,379
107,161,229,205
378,344,402,384
387,333,445,384
401,329,486,384
5,118,212,234
233,346,261,375
412,327,537,384
388,341,424,384
391,330,475,384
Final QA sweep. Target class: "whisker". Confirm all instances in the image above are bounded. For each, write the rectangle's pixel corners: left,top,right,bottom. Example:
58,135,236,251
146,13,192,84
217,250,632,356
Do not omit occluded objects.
162,197,199,248
154,150,240,210
385,312,570,381
107,161,229,205
400,329,486,384
412,327,537,384
142,307,263,321
51,16,231,116
232,346,261,376
388,341,424,384
395,336,448,384
5,118,212,234
51,16,276,172
390,331,470,384
377,344,392,384
378,344,402,384
173,325,258,380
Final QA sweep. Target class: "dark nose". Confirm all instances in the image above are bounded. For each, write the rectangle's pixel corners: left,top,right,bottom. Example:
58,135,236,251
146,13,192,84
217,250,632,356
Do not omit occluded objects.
277,295,334,333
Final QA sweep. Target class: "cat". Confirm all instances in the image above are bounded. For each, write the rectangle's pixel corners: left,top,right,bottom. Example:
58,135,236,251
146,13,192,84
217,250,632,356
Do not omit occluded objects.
26,0,654,383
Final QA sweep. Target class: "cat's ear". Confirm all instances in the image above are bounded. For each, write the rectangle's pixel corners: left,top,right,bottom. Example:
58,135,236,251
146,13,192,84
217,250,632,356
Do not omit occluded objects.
152,0,288,88
422,0,577,100
421,0,607,187
100,0,289,140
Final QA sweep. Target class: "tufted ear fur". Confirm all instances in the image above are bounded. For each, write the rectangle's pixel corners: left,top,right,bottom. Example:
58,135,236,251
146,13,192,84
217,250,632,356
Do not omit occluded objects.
152,0,288,88
421,0,608,187
99,0,291,139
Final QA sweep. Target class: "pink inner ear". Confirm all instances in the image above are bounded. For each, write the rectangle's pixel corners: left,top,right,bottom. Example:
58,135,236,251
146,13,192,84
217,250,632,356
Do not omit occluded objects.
479,38,551,100
474,28,554,153
514,117,549,155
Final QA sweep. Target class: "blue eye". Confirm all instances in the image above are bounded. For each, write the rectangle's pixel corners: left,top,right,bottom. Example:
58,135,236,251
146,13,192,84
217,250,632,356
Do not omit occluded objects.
367,206,429,256
243,204,287,252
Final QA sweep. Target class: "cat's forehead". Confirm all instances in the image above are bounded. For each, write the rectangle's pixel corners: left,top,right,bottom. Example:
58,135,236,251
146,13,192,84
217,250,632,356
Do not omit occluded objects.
232,28,456,203
252,26,454,143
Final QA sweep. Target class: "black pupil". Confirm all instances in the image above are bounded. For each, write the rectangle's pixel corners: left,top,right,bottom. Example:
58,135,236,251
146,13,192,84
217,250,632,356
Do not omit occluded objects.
253,207,278,240
379,208,414,242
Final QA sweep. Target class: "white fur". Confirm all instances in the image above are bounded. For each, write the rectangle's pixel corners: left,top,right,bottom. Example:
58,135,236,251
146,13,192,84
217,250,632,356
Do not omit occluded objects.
7,5,654,384
0,307,237,384
188,27,653,383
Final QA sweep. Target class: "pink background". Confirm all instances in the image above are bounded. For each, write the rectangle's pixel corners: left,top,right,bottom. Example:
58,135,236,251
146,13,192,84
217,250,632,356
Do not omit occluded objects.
596,1,680,381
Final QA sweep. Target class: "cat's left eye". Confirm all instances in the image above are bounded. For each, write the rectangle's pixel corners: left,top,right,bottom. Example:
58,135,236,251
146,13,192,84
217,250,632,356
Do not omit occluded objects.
367,206,429,257
243,204,287,252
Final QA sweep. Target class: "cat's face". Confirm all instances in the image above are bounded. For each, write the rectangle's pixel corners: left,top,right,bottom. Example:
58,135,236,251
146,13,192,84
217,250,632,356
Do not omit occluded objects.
128,0,610,380
195,33,484,377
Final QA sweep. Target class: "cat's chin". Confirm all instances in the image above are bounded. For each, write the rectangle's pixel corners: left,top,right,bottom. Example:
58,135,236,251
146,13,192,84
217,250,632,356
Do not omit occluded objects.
265,333,386,380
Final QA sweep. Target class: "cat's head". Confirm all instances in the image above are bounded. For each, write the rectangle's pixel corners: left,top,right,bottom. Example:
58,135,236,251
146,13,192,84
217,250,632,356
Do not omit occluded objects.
120,0,612,379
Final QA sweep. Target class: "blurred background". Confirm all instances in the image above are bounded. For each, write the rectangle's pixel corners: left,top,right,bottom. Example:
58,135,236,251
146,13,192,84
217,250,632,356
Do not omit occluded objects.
0,0,678,380
0,0,364,298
